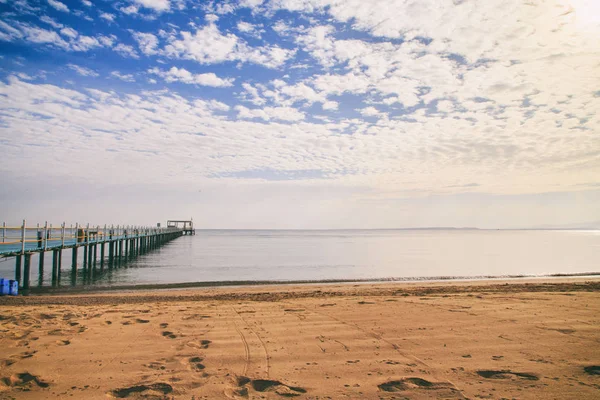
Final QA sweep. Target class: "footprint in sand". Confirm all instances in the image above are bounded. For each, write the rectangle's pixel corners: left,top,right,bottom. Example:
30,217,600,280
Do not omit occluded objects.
186,340,211,350
476,370,539,381
19,351,37,359
230,376,307,398
189,357,206,371
378,377,463,398
145,361,167,371
56,340,71,346
135,319,150,324
0,372,49,391
251,379,307,397
107,382,173,398
584,366,600,375
162,331,177,339
159,323,169,328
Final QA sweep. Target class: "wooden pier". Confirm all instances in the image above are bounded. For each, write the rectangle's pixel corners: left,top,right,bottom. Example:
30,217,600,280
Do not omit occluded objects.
167,220,195,235
0,220,186,291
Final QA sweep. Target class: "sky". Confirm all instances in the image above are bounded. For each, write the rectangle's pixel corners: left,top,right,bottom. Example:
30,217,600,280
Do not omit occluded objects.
0,0,599,229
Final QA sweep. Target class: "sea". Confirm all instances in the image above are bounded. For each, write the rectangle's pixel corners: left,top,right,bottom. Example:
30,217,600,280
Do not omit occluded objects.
0,229,599,291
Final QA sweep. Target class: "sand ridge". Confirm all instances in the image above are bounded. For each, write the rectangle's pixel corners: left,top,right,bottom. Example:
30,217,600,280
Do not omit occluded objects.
0,280,599,399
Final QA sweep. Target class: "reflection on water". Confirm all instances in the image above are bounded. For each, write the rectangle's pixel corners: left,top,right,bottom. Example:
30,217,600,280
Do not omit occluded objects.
0,229,598,290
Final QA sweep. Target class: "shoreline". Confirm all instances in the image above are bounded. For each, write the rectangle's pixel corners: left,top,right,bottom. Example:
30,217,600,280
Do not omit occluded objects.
2,277,599,305
12,271,600,296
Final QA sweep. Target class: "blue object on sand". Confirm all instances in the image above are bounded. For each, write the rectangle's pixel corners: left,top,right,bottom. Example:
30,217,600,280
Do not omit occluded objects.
8,280,18,296
0,279,9,295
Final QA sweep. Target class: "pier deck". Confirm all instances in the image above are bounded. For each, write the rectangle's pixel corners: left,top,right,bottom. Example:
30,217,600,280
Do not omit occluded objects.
0,221,186,291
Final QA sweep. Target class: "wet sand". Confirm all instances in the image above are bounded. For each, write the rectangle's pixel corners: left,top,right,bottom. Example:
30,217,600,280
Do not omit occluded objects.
1,279,599,399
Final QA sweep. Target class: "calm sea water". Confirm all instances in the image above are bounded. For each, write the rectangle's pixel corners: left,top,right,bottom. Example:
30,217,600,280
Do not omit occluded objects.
1,229,599,289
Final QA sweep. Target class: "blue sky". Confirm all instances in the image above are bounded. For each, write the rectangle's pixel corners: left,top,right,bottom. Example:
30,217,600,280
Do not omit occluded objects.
0,0,599,228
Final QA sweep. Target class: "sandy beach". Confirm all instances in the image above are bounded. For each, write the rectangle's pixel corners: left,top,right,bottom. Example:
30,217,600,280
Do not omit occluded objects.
1,279,599,399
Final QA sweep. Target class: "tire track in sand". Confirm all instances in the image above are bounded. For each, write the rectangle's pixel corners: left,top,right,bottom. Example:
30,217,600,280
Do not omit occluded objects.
231,307,270,378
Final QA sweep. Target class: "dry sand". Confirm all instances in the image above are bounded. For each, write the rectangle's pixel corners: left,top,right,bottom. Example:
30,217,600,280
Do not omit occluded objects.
0,279,599,399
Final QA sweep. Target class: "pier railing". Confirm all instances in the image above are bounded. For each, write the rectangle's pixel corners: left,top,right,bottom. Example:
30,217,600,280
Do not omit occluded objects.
0,220,186,291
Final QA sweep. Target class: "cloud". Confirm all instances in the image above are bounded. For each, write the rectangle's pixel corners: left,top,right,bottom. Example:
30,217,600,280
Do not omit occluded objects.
59,27,77,38
81,0,92,6
163,23,295,68
120,5,139,14
357,106,381,117
110,71,135,82
235,105,305,122
114,43,140,58
148,67,234,87
131,0,170,12
237,21,264,38
39,15,63,29
322,100,338,110
1,76,599,204
0,21,114,52
100,13,116,22
295,25,336,67
67,64,99,77
47,0,69,13
131,31,159,55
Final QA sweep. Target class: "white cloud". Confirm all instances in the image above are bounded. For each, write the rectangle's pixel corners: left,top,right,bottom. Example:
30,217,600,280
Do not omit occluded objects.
0,21,115,52
100,13,116,22
114,43,140,59
436,100,454,113
81,0,92,6
163,23,295,68
67,64,99,77
98,35,116,47
296,25,336,67
16,25,69,48
39,16,63,29
235,105,305,122
148,67,234,87
70,35,103,51
1,76,599,212
131,0,170,12
322,100,338,110
131,31,159,55
237,21,264,38
120,5,139,14
59,27,78,38
205,14,219,23
110,71,135,82
358,106,382,117
47,0,69,12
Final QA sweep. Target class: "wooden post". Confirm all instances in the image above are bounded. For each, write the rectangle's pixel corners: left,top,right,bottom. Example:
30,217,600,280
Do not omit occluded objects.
93,244,97,268
52,250,58,286
15,255,22,282
38,251,45,285
23,253,31,290
2,222,5,243
100,242,105,269
72,245,78,270
83,243,88,269
108,242,113,268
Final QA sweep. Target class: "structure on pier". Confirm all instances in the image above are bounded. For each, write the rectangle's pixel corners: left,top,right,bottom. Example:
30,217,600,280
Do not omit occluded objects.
167,220,195,235
0,220,189,292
